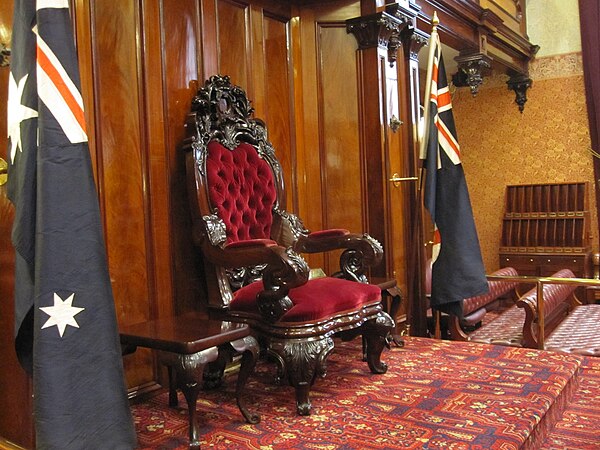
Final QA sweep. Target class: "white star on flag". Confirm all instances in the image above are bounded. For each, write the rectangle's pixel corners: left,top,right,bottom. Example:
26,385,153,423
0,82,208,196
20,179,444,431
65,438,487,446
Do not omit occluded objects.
40,293,85,337
7,73,38,163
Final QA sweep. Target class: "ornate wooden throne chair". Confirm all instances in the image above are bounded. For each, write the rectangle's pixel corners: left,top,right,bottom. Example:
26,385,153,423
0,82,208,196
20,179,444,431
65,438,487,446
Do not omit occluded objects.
183,75,394,415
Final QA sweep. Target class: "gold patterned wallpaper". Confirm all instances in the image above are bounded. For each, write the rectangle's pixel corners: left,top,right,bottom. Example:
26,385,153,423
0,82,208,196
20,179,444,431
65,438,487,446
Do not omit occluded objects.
452,52,598,272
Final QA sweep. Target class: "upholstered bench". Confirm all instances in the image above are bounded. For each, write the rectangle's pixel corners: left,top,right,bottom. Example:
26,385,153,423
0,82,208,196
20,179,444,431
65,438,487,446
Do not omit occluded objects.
515,269,600,356
448,266,519,340
469,269,577,349
544,304,600,356
516,269,578,349
425,261,520,340
120,312,260,448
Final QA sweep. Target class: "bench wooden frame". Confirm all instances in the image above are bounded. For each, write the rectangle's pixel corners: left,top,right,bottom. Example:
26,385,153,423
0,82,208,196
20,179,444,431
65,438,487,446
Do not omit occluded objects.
469,269,600,356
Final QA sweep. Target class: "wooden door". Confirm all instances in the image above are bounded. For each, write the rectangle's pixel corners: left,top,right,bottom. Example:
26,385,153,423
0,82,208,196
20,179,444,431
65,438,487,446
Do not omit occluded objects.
0,2,35,447
294,1,416,305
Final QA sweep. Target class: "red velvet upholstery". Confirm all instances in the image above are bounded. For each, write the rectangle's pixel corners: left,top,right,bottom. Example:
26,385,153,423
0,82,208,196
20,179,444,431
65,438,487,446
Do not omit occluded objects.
206,141,277,244
231,277,382,323
225,239,278,249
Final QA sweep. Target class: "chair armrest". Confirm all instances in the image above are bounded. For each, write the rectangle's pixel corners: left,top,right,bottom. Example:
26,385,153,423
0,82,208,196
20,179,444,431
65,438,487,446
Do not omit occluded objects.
295,230,383,263
295,231,383,282
202,239,310,322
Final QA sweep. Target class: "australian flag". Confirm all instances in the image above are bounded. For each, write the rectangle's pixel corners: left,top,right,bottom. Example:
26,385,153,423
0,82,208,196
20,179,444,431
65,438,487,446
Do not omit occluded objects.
421,26,488,317
7,1,136,448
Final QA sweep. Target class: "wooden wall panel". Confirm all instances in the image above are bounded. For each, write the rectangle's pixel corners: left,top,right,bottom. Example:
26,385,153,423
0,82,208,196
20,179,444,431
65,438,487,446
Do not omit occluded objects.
90,0,153,387
318,25,362,234
159,0,204,316
217,0,250,90
294,2,361,272
262,15,295,211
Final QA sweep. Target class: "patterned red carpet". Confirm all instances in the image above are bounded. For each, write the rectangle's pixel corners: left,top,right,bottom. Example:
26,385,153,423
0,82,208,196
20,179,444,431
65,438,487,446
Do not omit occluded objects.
131,337,599,449
541,355,600,449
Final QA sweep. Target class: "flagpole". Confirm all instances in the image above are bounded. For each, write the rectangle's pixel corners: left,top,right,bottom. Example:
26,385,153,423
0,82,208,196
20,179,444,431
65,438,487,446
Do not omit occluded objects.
418,11,439,163
411,12,440,337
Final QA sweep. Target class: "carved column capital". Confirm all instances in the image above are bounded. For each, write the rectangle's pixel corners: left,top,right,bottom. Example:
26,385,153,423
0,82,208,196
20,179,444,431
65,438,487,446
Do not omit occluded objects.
346,12,405,66
507,71,533,113
452,52,493,97
400,26,429,62
384,1,424,65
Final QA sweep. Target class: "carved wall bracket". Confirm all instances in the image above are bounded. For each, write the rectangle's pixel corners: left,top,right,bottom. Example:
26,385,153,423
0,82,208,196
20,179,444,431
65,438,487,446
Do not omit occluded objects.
507,71,533,113
0,43,10,67
452,52,493,97
400,26,429,62
346,12,406,66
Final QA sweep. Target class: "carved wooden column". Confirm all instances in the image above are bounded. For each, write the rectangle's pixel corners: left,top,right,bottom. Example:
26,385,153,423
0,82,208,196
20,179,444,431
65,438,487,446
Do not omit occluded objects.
346,11,407,279
387,1,429,336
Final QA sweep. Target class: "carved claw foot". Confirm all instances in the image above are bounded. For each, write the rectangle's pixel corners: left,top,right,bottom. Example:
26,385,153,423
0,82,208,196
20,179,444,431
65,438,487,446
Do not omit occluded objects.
363,311,394,374
269,336,334,415
296,382,312,416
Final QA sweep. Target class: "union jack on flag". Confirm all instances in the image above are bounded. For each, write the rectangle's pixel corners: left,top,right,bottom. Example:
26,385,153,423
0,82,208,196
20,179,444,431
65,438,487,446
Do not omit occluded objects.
421,21,488,317
7,0,136,447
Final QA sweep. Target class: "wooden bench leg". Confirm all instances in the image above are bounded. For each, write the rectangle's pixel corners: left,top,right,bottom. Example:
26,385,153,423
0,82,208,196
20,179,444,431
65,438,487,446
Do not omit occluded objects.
159,347,220,449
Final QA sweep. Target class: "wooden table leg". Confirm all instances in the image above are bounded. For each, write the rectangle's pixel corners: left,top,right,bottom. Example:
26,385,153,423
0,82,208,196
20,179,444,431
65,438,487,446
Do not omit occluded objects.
231,336,261,424
158,347,220,449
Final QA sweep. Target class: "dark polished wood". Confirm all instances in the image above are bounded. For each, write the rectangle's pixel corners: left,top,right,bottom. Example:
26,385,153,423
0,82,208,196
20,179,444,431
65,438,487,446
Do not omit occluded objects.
499,182,593,299
120,312,260,449
0,0,541,443
183,75,394,415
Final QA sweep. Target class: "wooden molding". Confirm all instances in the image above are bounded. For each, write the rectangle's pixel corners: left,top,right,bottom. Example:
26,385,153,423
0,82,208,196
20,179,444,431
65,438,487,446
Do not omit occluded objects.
415,0,538,75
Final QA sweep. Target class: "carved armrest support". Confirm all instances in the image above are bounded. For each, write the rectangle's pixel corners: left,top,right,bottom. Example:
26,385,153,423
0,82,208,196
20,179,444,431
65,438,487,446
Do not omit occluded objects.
516,294,539,348
258,246,310,322
202,240,309,323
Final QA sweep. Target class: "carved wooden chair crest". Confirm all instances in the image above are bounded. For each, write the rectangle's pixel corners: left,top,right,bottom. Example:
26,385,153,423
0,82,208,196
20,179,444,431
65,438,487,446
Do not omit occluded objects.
183,75,394,415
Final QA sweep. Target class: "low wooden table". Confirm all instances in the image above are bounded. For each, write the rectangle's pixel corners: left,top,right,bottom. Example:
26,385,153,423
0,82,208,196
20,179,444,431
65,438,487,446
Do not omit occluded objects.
120,312,260,449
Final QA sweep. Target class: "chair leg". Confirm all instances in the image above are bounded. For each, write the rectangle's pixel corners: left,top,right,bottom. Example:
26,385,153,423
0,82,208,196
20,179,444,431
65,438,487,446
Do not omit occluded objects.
268,336,334,415
363,311,395,374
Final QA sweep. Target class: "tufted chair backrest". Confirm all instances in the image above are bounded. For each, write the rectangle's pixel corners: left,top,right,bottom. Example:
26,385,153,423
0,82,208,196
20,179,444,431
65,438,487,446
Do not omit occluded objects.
206,141,277,244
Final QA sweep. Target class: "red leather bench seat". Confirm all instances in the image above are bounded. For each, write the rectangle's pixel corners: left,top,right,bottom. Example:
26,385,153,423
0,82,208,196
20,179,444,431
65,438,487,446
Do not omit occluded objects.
462,267,519,326
545,304,600,357
467,306,525,347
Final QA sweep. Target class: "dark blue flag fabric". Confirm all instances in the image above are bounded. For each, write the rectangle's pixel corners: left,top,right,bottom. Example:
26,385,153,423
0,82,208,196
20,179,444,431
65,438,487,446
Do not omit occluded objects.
7,1,136,448
421,26,488,317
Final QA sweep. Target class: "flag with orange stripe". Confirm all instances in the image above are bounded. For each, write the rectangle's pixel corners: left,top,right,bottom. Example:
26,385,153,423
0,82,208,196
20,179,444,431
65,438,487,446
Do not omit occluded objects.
6,1,136,447
421,26,488,318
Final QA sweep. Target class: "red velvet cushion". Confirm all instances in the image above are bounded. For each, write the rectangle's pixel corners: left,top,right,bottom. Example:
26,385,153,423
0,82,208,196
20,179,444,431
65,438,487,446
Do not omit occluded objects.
231,277,382,322
206,141,277,244
225,239,278,249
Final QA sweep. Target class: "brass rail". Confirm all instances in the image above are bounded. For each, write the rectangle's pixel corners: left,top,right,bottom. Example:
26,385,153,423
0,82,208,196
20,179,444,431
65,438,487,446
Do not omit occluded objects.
485,274,600,350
